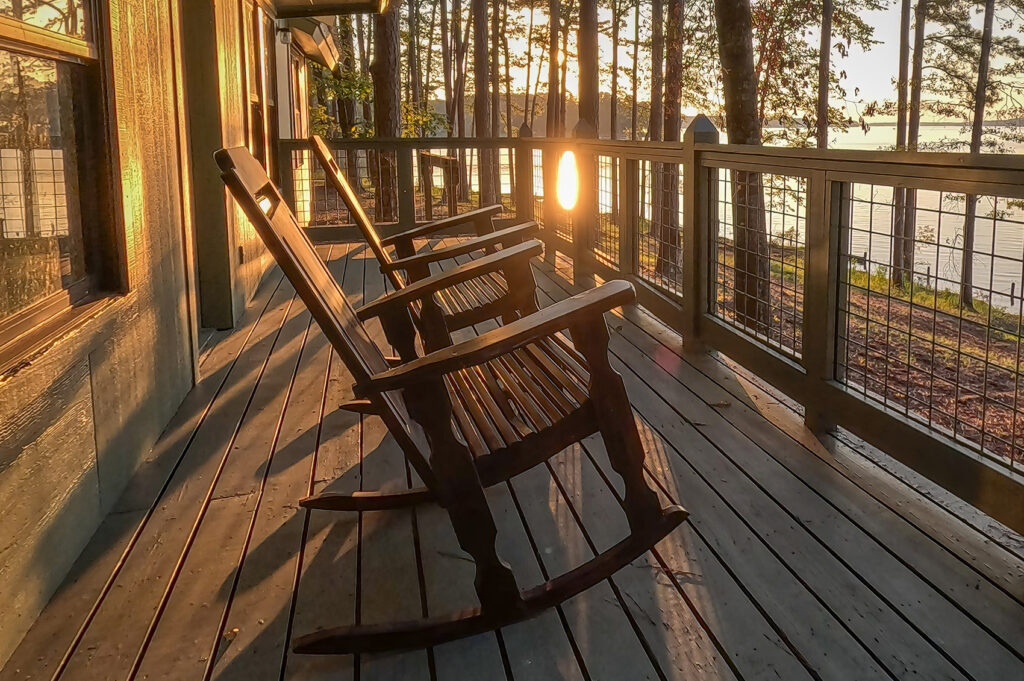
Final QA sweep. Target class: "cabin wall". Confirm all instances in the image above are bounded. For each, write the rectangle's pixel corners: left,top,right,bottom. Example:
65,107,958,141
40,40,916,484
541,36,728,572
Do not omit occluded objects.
184,0,271,330
0,0,196,666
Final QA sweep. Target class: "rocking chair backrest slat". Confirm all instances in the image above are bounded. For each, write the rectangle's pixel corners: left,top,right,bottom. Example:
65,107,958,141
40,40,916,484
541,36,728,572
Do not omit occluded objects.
216,146,390,384
216,147,432,463
308,135,407,291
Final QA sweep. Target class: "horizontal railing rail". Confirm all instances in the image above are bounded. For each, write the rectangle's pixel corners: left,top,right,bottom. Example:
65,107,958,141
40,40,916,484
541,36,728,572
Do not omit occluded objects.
277,123,1024,532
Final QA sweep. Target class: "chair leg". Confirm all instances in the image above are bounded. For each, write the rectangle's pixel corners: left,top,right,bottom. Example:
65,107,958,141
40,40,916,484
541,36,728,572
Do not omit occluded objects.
408,380,524,616
570,319,663,532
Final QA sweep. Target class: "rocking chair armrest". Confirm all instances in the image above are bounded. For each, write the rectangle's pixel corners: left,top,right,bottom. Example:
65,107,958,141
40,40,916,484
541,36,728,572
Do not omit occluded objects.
381,222,540,272
366,280,636,393
355,239,543,321
380,204,503,246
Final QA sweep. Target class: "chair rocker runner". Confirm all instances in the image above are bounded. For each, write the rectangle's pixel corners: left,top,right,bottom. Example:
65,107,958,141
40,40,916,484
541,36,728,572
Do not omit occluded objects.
217,146,688,654
309,134,541,345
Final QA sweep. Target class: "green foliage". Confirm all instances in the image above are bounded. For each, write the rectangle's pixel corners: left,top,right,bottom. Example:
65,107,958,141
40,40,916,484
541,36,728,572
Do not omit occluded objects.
401,101,450,137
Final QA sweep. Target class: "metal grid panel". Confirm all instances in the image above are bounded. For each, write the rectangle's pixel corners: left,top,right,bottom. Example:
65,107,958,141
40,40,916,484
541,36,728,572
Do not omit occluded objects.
0,149,26,237
29,150,69,237
461,146,516,220
838,182,1024,469
414,147,461,222
290,146,394,227
594,154,619,268
710,167,806,358
532,147,544,227
636,160,684,296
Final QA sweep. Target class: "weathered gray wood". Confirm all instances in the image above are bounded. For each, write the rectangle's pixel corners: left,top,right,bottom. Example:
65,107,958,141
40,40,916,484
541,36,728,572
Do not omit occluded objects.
537,258,1024,655
282,245,366,681
545,441,742,681
534,258,1023,679
207,246,348,680
354,244,432,681
55,278,301,681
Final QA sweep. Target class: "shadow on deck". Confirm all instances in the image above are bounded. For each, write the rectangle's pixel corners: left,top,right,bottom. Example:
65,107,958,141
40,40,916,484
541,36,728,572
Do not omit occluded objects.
3,241,1023,681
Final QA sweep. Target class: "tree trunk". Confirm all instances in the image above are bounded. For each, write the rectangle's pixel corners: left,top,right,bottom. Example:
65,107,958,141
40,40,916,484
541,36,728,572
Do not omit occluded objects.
610,0,620,140
901,0,928,289
546,0,561,137
472,0,496,205
503,2,513,136
408,0,421,106
372,3,401,221
442,0,453,128
960,0,995,310
714,0,768,331
630,0,639,141
338,17,359,181
524,2,535,128
892,0,912,287
650,0,664,142
578,0,599,132
816,0,832,149
454,0,471,199
655,0,683,279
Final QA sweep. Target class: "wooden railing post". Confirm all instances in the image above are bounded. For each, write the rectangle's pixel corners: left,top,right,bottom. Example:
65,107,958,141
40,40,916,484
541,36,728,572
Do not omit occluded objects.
802,171,842,434
514,124,535,223
619,157,638,276
681,115,719,352
397,145,416,230
278,140,298,213
573,120,598,286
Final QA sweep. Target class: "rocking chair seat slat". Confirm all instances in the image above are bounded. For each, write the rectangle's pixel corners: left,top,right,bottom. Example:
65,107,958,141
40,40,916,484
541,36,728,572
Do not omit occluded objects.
441,337,593,457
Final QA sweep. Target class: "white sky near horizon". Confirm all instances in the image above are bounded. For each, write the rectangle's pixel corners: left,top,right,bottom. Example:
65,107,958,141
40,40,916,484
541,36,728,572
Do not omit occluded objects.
475,2,1014,123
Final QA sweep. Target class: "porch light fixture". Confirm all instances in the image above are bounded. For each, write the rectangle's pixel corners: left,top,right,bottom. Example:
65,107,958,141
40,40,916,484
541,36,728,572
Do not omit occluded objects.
556,151,578,210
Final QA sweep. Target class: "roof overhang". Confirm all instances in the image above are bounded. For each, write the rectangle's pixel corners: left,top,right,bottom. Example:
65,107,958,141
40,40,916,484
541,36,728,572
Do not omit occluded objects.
272,0,387,18
286,17,341,73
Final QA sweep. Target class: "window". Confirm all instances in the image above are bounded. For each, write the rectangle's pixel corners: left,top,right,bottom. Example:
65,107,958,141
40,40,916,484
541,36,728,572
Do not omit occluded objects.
241,2,276,173
0,2,111,358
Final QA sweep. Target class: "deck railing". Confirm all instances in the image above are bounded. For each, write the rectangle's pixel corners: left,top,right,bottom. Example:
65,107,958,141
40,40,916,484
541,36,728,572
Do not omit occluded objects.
278,121,1024,532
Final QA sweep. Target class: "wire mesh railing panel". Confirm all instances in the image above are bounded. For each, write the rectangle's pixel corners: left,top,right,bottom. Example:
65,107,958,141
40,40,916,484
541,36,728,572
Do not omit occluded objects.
532,147,545,228
288,146,397,227
636,160,685,296
709,167,807,358
837,181,1024,469
594,154,619,268
462,146,517,220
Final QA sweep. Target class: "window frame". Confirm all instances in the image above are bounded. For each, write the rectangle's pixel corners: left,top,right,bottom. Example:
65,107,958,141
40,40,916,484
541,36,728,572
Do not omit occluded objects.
0,0,124,372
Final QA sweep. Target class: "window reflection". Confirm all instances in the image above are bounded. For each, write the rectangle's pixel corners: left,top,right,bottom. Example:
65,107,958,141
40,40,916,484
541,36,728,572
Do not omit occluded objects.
0,0,88,39
0,48,85,320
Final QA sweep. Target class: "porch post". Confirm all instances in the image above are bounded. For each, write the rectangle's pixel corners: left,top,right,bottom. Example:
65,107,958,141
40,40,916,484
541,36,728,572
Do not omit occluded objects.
803,173,843,434
681,115,718,352
514,123,535,223
572,120,597,286
397,145,416,229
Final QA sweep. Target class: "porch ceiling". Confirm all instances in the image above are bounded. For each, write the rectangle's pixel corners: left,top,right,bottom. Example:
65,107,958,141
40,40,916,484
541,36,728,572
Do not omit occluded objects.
272,0,385,18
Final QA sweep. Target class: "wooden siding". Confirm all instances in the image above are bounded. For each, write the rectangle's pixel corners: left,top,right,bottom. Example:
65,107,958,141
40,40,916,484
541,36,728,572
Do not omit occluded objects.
183,0,271,329
3,241,1021,680
0,0,196,667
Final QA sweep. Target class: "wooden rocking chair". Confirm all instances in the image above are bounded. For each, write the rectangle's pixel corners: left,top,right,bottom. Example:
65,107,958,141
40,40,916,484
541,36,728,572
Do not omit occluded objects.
217,146,688,654
309,134,541,343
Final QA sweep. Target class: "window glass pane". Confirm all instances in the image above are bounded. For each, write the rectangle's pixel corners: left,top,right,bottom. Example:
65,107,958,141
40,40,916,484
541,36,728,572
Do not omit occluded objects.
0,0,88,39
0,48,86,319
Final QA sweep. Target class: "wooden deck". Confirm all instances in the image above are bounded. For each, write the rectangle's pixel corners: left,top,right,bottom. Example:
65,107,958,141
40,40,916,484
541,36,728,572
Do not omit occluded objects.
4,240,1024,681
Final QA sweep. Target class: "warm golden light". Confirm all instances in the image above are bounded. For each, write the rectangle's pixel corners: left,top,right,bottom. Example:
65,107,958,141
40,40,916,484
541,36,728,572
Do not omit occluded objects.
556,151,578,210
258,196,273,214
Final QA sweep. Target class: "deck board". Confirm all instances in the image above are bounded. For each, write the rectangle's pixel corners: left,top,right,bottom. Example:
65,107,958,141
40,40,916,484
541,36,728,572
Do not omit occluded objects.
4,242,1023,681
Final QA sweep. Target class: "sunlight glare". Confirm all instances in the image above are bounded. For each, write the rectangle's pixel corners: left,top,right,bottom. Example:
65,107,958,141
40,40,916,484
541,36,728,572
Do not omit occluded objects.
556,151,578,210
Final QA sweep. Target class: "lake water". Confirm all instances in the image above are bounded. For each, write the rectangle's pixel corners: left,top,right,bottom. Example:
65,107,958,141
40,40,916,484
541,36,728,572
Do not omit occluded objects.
834,124,1024,311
